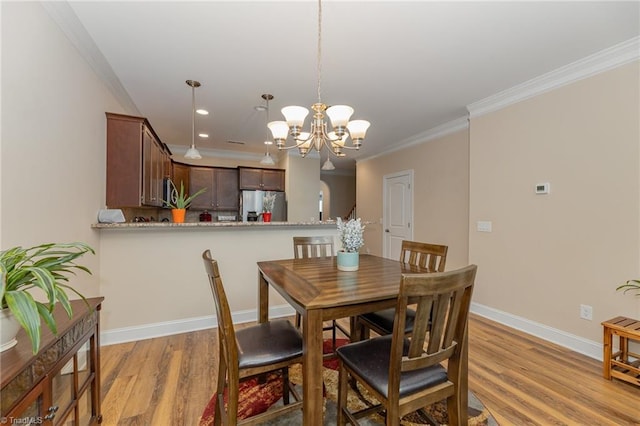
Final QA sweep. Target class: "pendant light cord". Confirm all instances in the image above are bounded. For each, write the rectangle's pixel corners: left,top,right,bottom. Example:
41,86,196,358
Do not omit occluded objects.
191,84,196,149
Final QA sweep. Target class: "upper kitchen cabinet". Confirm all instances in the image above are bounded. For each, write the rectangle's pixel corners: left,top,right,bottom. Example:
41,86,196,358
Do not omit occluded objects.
239,167,285,191
106,113,171,208
171,162,191,195
189,167,239,211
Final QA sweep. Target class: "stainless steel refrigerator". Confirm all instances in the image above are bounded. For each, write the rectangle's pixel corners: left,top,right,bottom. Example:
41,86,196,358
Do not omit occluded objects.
241,190,287,222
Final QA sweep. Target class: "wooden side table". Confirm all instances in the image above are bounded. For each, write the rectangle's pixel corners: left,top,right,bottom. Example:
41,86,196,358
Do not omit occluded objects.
602,316,640,386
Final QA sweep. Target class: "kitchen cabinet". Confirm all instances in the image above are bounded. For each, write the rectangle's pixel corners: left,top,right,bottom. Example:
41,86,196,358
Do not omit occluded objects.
1,298,104,425
239,167,285,191
189,167,239,211
106,112,171,208
171,162,191,196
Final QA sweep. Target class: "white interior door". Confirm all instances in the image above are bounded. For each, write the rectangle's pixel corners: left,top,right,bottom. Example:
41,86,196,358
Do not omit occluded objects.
383,170,413,259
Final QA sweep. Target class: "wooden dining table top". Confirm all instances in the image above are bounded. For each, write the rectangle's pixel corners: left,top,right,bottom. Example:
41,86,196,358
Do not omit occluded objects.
257,254,430,311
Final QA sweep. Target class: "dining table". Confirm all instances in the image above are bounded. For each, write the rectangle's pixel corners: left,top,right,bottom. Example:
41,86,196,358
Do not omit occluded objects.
257,254,467,425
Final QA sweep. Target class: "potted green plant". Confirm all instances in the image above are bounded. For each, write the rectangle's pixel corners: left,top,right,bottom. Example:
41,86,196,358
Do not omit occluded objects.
336,217,365,271
617,279,640,296
0,242,94,353
164,180,207,223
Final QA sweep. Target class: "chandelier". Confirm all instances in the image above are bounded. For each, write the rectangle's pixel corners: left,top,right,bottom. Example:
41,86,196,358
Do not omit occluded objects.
267,0,370,160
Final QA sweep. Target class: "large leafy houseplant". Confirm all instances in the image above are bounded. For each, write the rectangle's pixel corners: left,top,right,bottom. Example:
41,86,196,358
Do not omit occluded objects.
164,180,206,209
0,242,94,353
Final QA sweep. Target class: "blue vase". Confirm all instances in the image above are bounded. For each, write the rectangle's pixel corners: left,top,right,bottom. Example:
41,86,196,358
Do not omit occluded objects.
337,251,359,271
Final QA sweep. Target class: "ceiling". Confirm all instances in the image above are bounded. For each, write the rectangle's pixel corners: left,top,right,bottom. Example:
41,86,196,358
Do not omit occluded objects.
55,1,639,170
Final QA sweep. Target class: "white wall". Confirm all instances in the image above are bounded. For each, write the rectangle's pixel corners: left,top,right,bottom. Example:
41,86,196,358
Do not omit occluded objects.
1,2,127,298
468,62,640,340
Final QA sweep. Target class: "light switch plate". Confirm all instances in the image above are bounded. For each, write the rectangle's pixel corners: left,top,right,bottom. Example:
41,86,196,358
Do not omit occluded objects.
477,221,492,232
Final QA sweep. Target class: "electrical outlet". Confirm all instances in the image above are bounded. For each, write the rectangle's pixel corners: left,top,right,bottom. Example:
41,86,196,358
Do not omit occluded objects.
580,304,593,321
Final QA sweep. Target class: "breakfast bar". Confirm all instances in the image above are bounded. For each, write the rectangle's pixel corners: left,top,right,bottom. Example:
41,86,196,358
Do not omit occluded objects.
93,221,340,344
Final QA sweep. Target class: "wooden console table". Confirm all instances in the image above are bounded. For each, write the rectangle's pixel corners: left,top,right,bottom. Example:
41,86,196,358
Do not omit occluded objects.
1,297,104,424
602,316,640,387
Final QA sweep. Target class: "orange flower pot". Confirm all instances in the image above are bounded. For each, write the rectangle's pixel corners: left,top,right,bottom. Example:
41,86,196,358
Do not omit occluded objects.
171,208,186,223
262,212,272,223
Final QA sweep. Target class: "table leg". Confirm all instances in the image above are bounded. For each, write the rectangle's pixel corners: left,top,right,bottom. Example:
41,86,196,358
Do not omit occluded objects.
258,271,269,324
603,325,612,379
303,309,324,426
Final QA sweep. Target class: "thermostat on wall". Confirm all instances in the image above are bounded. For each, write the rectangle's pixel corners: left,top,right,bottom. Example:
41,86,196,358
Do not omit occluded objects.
535,182,550,194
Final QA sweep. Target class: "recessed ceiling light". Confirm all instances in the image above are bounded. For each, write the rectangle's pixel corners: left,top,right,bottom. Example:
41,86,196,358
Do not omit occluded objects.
198,133,209,138
254,105,267,112
196,109,209,115
264,140,273,145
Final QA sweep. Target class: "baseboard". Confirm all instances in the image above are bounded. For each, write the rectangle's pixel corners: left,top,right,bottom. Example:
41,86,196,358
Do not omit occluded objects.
470,302,602,361
102,303,603,361
100,305,296,346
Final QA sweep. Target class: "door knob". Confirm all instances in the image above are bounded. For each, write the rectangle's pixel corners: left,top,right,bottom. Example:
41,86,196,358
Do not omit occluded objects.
385,229,389,233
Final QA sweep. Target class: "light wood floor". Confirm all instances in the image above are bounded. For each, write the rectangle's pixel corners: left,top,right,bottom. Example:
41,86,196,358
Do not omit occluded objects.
100,314,640,425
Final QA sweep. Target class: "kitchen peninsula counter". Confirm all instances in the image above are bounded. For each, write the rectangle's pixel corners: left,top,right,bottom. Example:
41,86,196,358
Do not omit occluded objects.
93,219,348,346
92,220,337,230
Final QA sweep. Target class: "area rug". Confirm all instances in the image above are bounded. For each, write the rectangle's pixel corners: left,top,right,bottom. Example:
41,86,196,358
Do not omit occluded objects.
199,339,497,425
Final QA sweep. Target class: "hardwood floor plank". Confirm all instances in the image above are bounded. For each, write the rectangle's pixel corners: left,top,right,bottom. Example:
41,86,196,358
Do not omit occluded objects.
100,315,640,425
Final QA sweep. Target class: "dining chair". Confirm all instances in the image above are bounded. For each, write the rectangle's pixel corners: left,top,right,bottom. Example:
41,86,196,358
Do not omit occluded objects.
336,264,477,426
353,241,448,341
292,236,349,350
202,250,303,425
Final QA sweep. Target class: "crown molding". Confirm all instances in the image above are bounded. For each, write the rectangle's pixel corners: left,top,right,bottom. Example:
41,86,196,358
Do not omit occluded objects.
42,1,140,115
357,116,469,164
467,36,640,118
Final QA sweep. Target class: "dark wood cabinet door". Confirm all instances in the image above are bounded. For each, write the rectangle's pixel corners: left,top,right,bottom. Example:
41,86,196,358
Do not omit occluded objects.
106,114,144,208
239,167,285,191
189,167,215,209
239,168,263,190
171,163,190,196
261,169,285,191
215,168,239,211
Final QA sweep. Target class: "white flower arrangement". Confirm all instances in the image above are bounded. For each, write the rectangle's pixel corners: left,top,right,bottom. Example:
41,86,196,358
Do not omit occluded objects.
337,217,365,253
263,192,276,212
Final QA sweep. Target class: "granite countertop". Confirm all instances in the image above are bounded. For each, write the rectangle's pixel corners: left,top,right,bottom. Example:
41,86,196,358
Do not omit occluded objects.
92,220,337,229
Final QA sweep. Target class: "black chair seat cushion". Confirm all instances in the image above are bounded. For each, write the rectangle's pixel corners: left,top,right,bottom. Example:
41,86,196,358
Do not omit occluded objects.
336,335,447,399
360,308,416,335
236,319,303,369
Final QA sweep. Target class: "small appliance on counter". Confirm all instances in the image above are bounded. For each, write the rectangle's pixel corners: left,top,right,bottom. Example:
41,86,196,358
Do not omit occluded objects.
199,210,212,222
246,211,259,222
218,214,237,222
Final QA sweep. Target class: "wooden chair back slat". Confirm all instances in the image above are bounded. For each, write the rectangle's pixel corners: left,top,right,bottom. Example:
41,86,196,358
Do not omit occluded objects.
400,240,448,272
293,236,334,259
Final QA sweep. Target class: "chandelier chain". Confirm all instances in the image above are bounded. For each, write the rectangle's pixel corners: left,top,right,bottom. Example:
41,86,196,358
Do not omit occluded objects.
317,0,322,104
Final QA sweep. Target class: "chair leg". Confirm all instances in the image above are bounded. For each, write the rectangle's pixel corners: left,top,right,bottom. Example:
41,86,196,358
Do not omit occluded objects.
332,320,338,351
337,364,349,426
295,312,302,329
282,367,290,405
215,345,227,426
446,392,466,426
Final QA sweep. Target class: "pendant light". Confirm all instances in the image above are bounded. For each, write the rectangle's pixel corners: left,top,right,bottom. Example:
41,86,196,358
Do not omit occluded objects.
184,80,202,160
260,94,276,166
